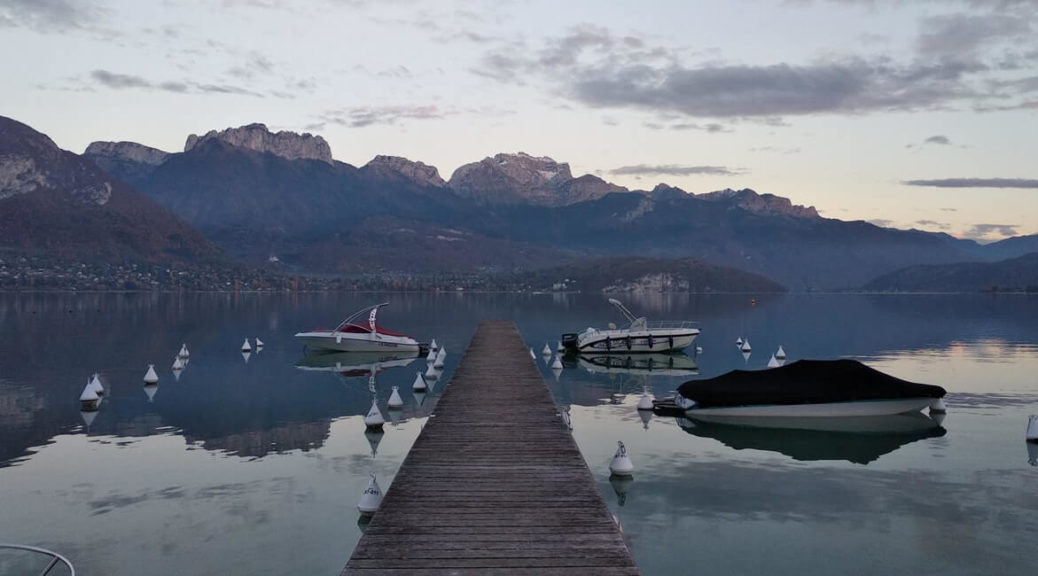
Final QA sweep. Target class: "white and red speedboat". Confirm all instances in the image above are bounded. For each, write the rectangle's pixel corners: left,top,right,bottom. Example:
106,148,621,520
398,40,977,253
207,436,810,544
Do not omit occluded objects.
295,303,420,353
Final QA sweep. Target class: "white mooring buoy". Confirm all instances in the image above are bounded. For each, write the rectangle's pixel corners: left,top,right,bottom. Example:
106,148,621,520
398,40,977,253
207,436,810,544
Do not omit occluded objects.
636,388,653,411
89,373,105,396
79,383,100,411
1026,415,1038,443
430,338,438,352
412,371,427,392
542,342,552,356
609,441,634,476
387,386,404,409
357,474,383,516
178,344,190,359
255,338,264,348
143,364,159,384
433,348,445,369
776,345,786,360
529,347,536,360
741,339,752,353
424,364,441,380
767,354,780,368
736,337,743,348
426,347,436,362
551,354,563,370
556,340,564,353
172,356,184,371
241,338,252,352
438,345,447,357
930,397,947,414
364,398,385,430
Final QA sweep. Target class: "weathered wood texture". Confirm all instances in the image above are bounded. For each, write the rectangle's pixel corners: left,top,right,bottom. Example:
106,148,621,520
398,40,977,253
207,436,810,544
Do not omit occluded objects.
343,321,639,575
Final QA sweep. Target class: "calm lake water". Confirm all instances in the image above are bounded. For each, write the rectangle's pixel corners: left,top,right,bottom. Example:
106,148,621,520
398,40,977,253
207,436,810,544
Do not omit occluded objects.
1,292,1036,575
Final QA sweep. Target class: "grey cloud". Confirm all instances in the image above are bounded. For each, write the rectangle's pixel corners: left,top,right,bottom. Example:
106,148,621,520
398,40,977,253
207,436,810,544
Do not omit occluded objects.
903,178,1038,188
89,69,263,97
610,164,747,177
963,223,1019,238
915,219,951,230
91,69,151,89
0,0,105,32
925,135,951,145
916,12,1034,58
320,105,447,128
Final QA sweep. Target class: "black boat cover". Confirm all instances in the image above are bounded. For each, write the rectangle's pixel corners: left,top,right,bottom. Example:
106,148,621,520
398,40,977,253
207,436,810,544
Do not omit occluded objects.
676,359,945,408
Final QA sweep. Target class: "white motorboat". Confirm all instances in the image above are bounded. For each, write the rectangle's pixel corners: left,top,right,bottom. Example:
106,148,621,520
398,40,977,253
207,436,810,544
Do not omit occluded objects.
561,298,699,354
295,303,420,353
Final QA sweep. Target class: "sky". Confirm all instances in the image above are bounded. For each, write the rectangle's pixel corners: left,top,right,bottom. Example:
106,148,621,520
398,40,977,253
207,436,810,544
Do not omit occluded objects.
2,0,1037,242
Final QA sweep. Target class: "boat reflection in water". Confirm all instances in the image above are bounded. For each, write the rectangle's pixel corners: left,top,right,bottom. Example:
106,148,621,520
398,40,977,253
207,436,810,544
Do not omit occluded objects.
295,350,419,377
677,412,946,465
573,352,699,377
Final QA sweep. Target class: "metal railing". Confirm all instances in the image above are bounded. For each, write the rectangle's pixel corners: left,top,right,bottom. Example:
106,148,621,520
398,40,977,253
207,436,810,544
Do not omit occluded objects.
0,544,75,576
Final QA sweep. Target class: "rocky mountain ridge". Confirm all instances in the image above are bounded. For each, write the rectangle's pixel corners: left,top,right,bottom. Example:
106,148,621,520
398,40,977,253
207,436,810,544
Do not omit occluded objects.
184,123,333,163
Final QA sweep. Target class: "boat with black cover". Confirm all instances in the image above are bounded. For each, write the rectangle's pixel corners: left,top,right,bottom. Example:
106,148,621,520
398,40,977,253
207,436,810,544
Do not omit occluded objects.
664,359,946,418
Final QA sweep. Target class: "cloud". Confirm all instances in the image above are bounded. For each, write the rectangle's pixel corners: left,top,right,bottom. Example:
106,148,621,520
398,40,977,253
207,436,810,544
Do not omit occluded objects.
88,69,263,97
0,0,106,32
318,105,448,128
472,13,1038,120
924,135,951,145
610,164,747,177
903,178,1038,188
915,219,951,230
962,223,1019,239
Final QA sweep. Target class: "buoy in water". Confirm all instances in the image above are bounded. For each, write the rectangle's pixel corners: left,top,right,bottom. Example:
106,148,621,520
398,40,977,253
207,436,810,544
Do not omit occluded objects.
426,347,436,362
424,364,441,380
364,398,385,430
255,338,264,349
609,441,634,475
172,356,184,371
735,337,743,347
413,372,427,392
387,386,404,408
241,338,252,352
767,354,779,368
143,364,159,384
741,339,751,353
930,398,947,414
89,373,105,396
556,340,564,353
1026,415,1038,443
542,343,551,356
529,347,536,360
357,474,382,516
551,354,563,370
776,345,786,360
80,383,100,411
430,338,438,352
178,344,190,358
636,388,653,411
433,349,445,369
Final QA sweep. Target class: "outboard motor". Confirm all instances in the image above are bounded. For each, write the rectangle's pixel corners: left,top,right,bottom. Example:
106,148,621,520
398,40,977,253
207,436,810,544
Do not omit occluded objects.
561,333,579,352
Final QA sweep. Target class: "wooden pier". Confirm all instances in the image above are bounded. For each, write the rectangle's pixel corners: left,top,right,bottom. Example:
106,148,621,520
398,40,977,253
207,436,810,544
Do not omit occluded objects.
342,321,640,575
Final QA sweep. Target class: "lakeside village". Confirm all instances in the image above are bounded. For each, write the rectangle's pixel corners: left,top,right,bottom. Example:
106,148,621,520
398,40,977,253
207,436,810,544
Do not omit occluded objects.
0,256,552,293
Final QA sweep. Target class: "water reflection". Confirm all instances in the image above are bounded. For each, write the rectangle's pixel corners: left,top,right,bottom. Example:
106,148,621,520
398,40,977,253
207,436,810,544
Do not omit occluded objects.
676,412,946,464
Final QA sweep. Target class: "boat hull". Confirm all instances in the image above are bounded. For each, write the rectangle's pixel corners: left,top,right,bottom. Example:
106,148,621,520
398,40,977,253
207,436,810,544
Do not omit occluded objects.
686,397,937,419
295,331,419,353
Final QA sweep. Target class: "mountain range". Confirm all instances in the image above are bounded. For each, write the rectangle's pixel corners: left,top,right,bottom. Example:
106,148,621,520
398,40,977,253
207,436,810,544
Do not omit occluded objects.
4,116,1036,291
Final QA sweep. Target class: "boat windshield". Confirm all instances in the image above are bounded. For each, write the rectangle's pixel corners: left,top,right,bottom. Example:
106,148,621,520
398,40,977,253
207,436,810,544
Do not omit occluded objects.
332,303,407,336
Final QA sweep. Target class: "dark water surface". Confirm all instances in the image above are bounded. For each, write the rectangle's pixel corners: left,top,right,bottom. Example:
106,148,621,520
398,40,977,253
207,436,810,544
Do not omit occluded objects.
1,292,1036,575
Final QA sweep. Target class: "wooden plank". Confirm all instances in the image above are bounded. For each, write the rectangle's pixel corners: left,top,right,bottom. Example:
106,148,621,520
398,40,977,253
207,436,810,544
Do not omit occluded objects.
342,321,639,575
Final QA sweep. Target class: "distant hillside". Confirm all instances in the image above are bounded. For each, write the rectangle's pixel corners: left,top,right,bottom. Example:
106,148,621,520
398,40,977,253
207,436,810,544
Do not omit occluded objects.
863,252,1038,292
499,257,786,293
0,116,220,266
